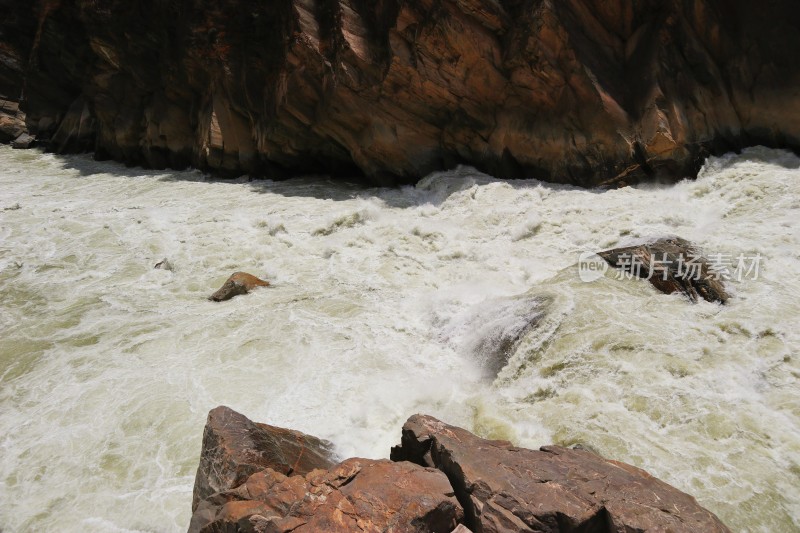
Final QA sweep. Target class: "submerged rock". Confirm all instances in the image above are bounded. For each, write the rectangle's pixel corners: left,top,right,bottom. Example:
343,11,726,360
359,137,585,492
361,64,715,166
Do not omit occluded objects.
442,294,552,377
598,237,730,303
208,272,270,302
189,408,730,533
153,258,173,271
391,415,731,533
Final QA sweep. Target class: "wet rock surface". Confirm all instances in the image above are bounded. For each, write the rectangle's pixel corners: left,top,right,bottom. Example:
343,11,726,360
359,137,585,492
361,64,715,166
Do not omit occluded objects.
598,237,730,303
209,272,270,302
190,408,730,532
1,1,799,185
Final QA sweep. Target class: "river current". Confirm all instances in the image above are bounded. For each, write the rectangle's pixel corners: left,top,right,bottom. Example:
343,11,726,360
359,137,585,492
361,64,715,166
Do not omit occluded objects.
0,145,798,531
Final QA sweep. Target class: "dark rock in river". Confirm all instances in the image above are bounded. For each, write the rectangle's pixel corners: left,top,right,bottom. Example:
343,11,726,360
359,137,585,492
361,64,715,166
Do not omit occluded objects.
1,1,800,185
208,272,270,302
191,406,336,512
443,294,552,378
599,236,730,303
189,408,730,532
11,132,35,149
153,258,173,271
392,414,731,533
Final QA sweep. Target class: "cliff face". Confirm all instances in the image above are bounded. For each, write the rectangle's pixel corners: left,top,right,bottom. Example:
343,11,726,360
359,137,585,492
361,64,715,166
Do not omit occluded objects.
1,0,799,186
0,2,34,143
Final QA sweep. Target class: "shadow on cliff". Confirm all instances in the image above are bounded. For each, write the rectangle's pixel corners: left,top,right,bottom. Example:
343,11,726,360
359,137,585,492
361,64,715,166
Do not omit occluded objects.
703,145,800,172
49,150,614,207
45,146,800,208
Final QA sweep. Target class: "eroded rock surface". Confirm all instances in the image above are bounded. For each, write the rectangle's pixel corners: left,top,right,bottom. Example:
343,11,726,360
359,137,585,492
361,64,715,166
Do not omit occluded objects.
190,458,464,533
598,236,730,303
391,414,731,533
191,406,336,511
1,1,799,185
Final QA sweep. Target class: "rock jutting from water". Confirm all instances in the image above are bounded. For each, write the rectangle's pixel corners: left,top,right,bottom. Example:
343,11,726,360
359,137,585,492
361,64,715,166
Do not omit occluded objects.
208,272,270,302
598,236,730,304
189,407,731,532
1,1,799,186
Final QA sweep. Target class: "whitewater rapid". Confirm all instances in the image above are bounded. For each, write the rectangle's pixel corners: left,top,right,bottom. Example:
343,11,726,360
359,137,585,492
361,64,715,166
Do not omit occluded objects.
0,145,798,532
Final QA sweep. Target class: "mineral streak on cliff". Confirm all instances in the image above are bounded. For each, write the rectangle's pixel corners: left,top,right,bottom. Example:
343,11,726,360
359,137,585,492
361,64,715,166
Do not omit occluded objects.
1,0,799,186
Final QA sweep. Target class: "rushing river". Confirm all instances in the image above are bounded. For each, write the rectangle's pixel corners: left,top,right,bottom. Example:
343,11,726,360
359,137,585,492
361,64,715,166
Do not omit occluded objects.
0,145,798,532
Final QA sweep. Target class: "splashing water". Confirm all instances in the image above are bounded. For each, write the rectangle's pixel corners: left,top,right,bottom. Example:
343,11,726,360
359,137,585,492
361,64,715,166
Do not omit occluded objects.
0,145,798,532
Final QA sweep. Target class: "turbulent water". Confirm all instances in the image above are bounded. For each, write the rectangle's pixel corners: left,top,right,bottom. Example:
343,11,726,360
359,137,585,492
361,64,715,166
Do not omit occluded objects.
0,145,798,532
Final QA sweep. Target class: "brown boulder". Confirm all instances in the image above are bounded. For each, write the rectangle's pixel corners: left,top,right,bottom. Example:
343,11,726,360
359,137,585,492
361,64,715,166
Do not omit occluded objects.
0,104,26,144
191,406,336,511
190,458,464,533
208,272,270,302
391,415,730,533
598,237,730,303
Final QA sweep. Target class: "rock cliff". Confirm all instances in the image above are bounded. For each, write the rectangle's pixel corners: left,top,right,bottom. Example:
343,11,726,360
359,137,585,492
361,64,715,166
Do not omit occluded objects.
188,407,731,532
1,1,799,186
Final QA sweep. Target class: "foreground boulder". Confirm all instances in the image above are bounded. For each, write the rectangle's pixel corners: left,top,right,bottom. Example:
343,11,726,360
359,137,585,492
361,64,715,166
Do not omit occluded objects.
190,408,730,532
598,237,729,303
2,1,800,185
192,406,336,511
190,458,463,533
392,415,730,533
190,407,462,533
208,272,270,302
